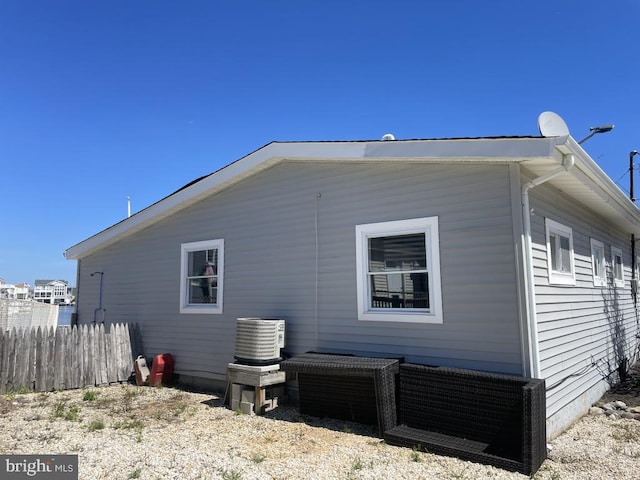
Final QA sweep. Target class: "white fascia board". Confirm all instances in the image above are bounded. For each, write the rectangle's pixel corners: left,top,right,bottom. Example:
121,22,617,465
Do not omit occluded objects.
554,136,640,233
65,137,561,260
363,137,558,160
65,141,368,259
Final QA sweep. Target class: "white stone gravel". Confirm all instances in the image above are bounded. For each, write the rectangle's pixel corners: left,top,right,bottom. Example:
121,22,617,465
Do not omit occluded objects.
0,384,638,480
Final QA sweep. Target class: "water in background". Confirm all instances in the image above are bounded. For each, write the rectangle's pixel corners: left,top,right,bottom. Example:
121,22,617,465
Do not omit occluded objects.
58,305,75,326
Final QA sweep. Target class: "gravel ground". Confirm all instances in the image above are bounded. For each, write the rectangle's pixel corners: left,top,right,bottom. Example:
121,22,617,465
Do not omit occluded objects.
0,383,638,480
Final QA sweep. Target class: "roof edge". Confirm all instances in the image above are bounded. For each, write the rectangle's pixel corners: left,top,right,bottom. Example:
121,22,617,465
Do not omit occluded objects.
65,137,563,260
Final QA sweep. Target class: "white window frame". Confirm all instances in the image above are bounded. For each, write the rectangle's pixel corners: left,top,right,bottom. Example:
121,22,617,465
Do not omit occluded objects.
632,252,640,295
590,238,606,287
611,246,624,288
545,218,575,286
355,216,443,323
179,239,224,314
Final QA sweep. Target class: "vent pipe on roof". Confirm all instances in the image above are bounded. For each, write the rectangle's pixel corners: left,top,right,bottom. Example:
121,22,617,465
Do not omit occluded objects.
381,134,396,141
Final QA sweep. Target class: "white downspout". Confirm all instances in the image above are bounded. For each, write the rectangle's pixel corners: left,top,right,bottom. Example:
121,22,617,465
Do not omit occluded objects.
521,154,575,378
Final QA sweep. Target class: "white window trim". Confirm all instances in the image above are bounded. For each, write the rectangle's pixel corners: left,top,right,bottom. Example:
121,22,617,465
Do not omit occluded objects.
611,246,625,288
179,239,224,314
545,218,575,286
355,216,443,324
634,253,640,294
590,238,606,287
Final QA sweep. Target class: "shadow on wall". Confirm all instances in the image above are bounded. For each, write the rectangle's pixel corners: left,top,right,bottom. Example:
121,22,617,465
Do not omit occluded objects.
601,268,632,385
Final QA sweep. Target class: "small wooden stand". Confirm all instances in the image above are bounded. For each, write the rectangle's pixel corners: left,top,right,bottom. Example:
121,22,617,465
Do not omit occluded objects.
227,363,286,414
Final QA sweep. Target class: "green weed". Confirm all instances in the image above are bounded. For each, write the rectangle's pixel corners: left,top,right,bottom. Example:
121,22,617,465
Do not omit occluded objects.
127,468,141,479
448,466,470,479
51,400,81,421
36,393,50,407
221,470,242,480
611,422,640,442
5,386,31,400
410,447,423,462
87,419,105,431
82,390,100,402
250,452,266,464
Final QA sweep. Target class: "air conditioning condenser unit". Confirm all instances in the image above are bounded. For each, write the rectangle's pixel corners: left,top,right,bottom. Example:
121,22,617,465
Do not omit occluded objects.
234,318,285,366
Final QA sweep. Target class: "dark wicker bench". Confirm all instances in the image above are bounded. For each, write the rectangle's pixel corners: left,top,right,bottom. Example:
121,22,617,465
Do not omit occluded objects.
279,353,399,436
384,363,546,475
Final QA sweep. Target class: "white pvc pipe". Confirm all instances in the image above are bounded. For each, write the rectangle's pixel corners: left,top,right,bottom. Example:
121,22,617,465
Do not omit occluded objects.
521,155,575,378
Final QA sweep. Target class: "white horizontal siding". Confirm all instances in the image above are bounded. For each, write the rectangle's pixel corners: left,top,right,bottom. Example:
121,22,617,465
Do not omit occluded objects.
77,161,525,380
527,180,640,438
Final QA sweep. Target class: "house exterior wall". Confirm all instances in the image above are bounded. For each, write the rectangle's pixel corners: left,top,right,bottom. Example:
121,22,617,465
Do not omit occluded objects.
528,179,640,439
75,161,525,384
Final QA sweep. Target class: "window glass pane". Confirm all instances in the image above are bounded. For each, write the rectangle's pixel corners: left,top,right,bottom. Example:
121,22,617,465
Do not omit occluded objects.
615,255,623,279
594,248,603,277
187,249,218,304
188,249,217,276
559,236,571,272
368,234,426,272
369,273,429,309
549,233,559,271
550,232,571,273
188,281,217,304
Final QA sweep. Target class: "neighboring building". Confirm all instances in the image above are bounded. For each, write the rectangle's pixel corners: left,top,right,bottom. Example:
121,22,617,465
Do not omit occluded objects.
0,280,58,330
33,279,71,304
0,280,29,299
0,278,14,299
65,124,640,440
14,283,30,300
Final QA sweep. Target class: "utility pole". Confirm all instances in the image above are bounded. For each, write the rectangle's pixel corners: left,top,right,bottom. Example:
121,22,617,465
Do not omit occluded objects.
631,151,639,305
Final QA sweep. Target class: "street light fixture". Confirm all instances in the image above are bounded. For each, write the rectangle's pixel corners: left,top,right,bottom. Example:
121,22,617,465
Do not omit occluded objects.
577,124,615,144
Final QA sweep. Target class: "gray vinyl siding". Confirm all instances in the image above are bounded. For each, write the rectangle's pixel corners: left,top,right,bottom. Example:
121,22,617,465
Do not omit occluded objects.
76,161,525,381
528,181,640,426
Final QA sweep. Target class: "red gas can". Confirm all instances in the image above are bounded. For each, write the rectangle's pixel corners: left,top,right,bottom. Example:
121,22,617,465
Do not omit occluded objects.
149,353,174,387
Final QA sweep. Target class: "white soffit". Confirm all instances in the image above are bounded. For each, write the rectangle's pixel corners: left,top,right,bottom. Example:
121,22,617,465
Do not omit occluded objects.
526,137,640,234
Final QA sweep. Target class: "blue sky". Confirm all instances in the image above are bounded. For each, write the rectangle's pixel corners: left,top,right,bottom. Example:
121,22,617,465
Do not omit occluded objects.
1,1,639,286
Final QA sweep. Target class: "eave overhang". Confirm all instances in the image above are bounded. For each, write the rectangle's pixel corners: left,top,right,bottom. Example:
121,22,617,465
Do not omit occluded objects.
64,136,640,259
525,136,640,235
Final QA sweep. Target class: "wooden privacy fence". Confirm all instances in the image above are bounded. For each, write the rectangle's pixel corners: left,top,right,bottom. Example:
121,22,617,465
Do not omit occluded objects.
0,323,139,394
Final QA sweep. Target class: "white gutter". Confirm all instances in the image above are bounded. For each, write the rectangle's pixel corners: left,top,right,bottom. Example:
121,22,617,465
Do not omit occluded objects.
521,153,576,379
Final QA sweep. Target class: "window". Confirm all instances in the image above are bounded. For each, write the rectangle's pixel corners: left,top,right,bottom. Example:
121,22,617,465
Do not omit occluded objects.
634,253,640,293
611,246,624,288
545,218,575,285
180,239,224,314
355,217,443,323
590,239,606,287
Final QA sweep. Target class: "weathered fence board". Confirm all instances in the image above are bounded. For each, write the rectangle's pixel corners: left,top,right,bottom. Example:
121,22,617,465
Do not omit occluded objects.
5,329,16,393
27,328,37,391
45,327,55,392
96,325,107,386
53,327,64,391
35,327,45,392
0,323,137,394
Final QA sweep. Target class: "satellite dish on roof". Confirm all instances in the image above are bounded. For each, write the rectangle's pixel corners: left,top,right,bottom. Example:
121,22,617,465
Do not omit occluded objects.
538,111,570,137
